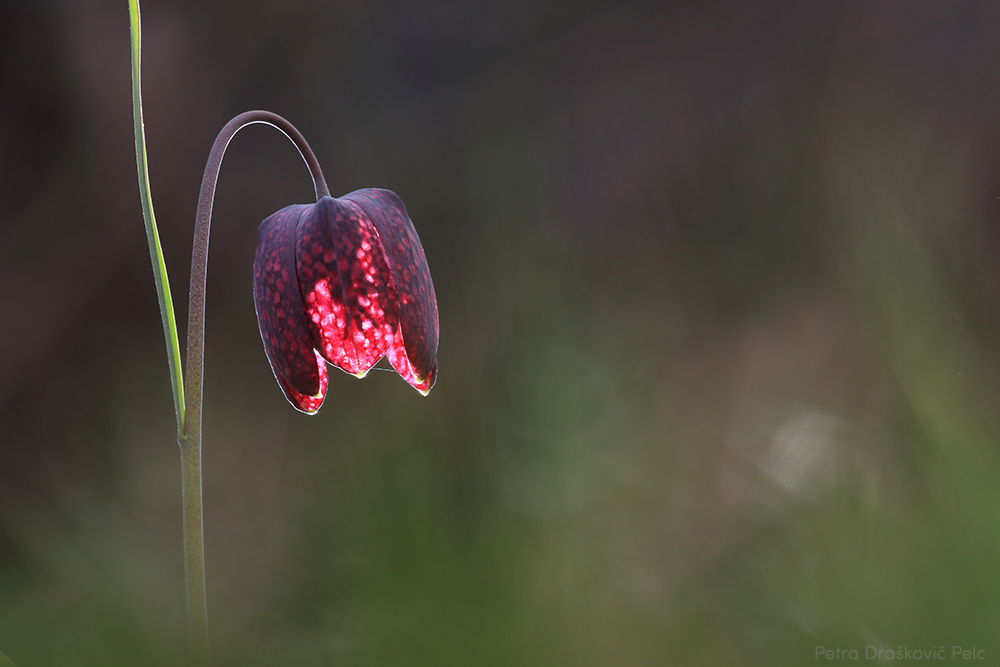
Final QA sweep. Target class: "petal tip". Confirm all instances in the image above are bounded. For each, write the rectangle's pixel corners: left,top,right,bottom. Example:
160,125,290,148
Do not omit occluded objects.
413,365,437,396
277,351,328,414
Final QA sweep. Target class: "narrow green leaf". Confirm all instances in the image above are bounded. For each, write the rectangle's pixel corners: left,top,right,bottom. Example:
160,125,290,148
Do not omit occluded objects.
129,0,185,432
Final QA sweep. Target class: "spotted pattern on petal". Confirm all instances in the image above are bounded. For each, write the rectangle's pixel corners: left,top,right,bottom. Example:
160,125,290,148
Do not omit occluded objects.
342,189,438,390
296,197,400,378
253,204,326,413
277,353,327,414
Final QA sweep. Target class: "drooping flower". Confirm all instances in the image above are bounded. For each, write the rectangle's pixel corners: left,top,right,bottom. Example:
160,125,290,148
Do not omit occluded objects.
253,189,438,413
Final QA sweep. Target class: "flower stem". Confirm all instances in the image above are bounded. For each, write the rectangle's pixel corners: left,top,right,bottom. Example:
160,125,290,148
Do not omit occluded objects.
185,112,330,439
178,442,209,663
130,0,328,656
127,0,205,658
182,113,327,656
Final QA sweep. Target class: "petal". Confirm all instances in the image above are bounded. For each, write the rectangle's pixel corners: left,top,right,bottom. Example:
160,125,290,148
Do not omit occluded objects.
254,204,328,413
276,355,327,414
386,330,437,395
341,189,439,393
295,197,400,377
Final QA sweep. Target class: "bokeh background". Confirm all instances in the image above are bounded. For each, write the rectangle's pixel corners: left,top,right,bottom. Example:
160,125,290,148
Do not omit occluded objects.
4,0,1000,664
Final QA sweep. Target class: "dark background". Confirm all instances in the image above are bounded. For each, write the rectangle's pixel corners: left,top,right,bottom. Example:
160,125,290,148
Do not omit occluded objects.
4,0,1000,664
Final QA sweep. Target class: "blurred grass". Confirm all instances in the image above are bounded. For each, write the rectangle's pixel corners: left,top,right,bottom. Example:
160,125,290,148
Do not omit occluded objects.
6,107,1000,665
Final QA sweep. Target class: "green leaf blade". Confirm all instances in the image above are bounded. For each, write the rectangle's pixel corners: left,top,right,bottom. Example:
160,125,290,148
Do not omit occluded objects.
128,0,185,432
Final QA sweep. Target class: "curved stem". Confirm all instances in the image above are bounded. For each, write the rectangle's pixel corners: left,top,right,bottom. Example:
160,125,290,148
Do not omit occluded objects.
179,111,329,660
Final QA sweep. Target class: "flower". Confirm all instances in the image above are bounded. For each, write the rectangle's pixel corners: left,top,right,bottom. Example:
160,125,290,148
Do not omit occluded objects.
253,189,438,413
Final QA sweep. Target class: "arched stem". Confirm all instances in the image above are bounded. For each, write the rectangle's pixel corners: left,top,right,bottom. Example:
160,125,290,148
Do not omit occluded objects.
179,111,329,660
130,0,328,657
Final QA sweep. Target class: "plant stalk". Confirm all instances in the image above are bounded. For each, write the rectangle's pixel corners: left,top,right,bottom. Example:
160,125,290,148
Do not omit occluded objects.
130,0,329,656
180,111,328,658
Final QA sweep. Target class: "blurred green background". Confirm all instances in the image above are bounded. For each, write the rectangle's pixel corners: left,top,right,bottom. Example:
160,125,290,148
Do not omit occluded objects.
4,0,1000,664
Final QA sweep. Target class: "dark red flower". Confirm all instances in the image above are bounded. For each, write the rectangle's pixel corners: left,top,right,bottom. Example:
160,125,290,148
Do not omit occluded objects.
253,189,438,413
